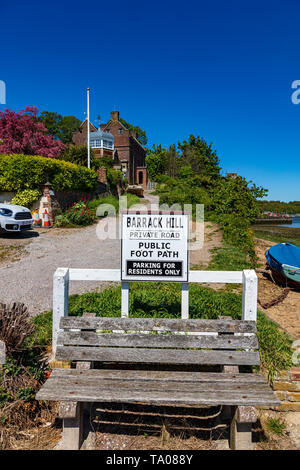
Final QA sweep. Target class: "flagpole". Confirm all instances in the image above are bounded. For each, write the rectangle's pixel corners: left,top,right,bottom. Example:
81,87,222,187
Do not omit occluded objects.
87,87,90,169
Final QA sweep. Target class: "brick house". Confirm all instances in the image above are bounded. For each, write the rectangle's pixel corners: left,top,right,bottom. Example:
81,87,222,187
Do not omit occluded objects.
72,111,147,187
72,118,114,158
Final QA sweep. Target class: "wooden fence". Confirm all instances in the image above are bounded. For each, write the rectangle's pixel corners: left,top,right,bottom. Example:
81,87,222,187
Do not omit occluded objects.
52,268,257,352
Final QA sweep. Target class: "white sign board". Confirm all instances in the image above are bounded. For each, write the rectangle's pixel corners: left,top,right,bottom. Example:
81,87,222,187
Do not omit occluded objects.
121,212,189,282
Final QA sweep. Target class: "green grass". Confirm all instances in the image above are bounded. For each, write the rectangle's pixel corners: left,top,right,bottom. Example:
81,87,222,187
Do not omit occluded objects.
206,242,254,271
266,417,286,435
252,225,300,247
32,282,293,376
88,193,141,214
25,311,52,348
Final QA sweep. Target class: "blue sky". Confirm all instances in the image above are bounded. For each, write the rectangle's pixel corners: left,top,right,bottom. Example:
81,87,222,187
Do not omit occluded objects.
1,0,300,201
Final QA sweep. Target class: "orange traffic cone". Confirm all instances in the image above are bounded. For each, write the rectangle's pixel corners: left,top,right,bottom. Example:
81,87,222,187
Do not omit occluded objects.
43,209,51,228
33,210,42,227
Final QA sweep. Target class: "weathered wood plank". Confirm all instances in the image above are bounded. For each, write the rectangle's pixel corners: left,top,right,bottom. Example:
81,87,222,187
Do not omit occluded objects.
36,368,280,407
36,379,280,407
56,346,260,365
38,377,274,394
59,331,258,350
50,369,267,383
59,317,257,334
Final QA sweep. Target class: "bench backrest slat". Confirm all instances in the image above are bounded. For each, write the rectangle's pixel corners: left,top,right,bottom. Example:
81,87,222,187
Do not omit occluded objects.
56,316,259,367
59,331,258,350
59,317,256,333
56,346,260,366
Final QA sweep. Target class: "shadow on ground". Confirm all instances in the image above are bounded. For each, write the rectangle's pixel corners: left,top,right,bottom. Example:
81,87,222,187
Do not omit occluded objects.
0,230,39,240
92,402,230,450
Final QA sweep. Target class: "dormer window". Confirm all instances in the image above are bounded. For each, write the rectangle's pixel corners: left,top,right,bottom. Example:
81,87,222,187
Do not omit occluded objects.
90,139,101,148
103,139,113,149
89,127,114,150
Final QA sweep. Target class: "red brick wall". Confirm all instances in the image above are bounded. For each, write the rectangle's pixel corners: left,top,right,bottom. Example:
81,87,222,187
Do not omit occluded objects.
97,166,107,184
72,120,97,146
102,114,146,184
73,112,147,184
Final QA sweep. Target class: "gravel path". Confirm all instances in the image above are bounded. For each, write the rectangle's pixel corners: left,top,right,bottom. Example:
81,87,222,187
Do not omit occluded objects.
0,192,159,316
0,192,222,316
0,221,122,315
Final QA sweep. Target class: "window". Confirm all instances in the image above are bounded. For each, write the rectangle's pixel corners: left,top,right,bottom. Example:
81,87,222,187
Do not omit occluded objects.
91,139,101,148
103,140,113,149
118,128,123,134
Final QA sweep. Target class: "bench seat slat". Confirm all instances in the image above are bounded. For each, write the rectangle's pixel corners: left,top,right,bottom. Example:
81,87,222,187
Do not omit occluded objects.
56,346,260,365
50,369,267,383
59,317,257,333
38,378,272,394
36,370,280,407
59,331,259,350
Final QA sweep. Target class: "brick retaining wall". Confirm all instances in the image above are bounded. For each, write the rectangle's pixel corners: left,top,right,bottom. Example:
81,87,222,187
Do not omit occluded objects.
272,368,300,411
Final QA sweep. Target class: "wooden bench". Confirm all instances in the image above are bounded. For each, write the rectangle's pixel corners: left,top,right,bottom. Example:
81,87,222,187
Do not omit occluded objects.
36,314,281,450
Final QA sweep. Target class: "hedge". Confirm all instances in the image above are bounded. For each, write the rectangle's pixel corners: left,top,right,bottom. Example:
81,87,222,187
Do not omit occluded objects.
0,154,98,192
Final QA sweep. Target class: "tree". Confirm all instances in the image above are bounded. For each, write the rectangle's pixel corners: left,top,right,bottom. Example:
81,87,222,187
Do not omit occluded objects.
145,144,168,181
61,144,97,168
38,111,62,139
210,176,268,222
38,111,81,144
166,144,180,178
119,118,148,146
178,135,221,178
0,106,65,158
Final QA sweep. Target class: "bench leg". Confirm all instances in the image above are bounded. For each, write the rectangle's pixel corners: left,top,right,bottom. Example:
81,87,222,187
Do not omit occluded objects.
60,312,95,450
230,406,256,450
230,420,253,450
59,402,83,450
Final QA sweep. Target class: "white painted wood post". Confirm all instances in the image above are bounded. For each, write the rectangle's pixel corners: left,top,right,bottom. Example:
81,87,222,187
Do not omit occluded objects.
181,283,189,319
242,270,258,321
53,268,70,354
121,281,129,317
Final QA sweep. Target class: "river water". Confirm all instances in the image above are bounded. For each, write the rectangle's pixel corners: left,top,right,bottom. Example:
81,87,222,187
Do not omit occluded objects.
278,216,300,228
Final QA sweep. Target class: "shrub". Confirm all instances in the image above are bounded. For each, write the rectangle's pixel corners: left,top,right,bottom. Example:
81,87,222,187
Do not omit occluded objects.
11,189,41,208
88,195,119,214
107,168,123,187
0,154,98,192
0,303,34,355
66,282,293,374
0,387,12,407
16,387,35,402
60,144,98,168
56,201,96,227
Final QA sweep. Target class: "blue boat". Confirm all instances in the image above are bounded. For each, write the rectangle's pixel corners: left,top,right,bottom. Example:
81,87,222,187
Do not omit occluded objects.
265,243,300,287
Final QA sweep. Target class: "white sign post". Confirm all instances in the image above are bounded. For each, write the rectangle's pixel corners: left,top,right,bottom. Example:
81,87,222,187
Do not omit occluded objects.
121,212,189,282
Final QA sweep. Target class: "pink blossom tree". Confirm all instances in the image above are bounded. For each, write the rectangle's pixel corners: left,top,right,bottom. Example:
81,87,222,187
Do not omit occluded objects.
0,106,65,158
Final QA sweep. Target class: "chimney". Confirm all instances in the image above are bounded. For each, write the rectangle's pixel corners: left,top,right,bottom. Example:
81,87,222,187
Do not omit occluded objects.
111,111,119,122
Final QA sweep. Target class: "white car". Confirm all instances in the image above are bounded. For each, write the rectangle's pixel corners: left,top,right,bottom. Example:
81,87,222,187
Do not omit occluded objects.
0,203,34,233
